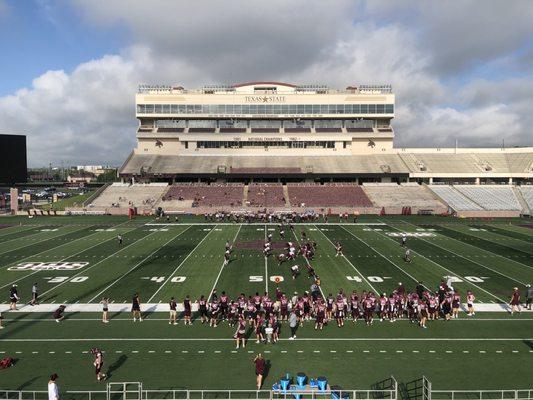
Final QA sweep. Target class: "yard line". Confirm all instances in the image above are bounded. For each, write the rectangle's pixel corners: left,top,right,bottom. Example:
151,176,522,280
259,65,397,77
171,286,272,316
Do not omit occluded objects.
314,224,378,293
208,225,242,301
0,225,36,238
0,224,97,256
39,226,156,300
376,223,506,303
0,227,51,247
147,226,218,302
0,224,95,263
88,226,193,302
400,220,533,272
398,221,527,286
291,228,326,298
338,225,427,290
264,225,268,293
0,225,116,291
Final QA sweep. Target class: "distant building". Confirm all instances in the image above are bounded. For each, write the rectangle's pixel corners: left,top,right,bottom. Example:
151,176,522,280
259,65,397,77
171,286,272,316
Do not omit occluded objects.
67,171,96,183
76,165,109,176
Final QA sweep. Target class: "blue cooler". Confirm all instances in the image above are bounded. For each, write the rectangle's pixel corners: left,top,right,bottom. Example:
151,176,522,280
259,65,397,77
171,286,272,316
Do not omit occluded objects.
317,376,328,391
310,378,318,388
280,378,290,392
296,372,306,387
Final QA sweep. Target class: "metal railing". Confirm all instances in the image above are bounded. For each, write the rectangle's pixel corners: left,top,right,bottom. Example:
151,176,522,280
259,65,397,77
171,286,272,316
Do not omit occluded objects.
431,390,533,400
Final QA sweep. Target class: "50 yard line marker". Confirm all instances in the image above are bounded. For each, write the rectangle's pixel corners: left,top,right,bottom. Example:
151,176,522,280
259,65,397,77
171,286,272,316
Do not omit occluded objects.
148,225,218,302
88,225,193,302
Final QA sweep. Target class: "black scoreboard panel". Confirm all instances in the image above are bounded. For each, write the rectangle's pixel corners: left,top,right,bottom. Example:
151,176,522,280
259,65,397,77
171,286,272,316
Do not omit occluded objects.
0,134,27,184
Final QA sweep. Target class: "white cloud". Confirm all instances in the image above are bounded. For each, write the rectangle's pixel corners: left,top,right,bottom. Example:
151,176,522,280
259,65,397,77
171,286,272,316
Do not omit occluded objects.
1,0,532,166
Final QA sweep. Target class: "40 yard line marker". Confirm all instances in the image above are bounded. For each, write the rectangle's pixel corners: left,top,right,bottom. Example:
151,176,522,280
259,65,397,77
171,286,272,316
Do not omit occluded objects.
88,225,193,302
147,224,218,302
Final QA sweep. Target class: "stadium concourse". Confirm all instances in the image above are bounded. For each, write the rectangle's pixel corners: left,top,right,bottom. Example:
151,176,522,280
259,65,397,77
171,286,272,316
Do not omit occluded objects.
0,214,531,396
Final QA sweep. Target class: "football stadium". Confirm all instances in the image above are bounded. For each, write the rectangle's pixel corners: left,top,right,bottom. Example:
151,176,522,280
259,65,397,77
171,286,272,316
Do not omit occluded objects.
0,81,532,400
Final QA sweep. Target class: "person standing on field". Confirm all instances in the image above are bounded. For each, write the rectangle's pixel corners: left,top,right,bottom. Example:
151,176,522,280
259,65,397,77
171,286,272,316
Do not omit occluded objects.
288,310,298,339
253,353,266,390
48,374,59,400
526,284,532,311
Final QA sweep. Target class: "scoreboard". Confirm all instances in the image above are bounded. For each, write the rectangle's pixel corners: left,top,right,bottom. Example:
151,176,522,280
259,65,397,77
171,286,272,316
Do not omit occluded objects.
0,134,27,184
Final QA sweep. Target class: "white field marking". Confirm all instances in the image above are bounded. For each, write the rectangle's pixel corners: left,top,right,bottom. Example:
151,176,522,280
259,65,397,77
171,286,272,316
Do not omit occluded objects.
147,225,218,302
400,220,533,272
339,225,427,291
281,350,287,353
315,224,378,293
0,224,127,292
88,226,193,303
148,350,155,353
0,226,86,256
479,350,486,353
40,225,144,300
378,222,506,303
397,221,527,286
207,225,242,301
0,224,101,289
144,222,387,226
396,350,403,353
346,350,354,353
0,225,36,238
291,229,326,299
264,225,268,293
1,337,530,343
0,227,52,248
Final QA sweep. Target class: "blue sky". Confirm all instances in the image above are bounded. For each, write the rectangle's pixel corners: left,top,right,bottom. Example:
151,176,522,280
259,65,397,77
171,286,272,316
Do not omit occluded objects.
0,1,126,95
0,0,532,166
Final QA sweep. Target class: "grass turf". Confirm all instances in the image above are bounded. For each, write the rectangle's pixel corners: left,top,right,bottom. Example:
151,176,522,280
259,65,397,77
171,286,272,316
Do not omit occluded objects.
0,215,531,392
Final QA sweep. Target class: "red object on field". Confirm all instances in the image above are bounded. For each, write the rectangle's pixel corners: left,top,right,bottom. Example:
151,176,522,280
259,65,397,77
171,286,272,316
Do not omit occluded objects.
0,357,13,369
380,207,386,216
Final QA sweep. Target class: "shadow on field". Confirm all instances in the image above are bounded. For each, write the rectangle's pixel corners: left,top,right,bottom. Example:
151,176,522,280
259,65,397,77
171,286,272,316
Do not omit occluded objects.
17,375,40,390
523,339,533,350
107,355,128,379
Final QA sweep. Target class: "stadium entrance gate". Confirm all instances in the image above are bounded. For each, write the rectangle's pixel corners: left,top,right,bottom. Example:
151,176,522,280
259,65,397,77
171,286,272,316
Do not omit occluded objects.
107,382,142,400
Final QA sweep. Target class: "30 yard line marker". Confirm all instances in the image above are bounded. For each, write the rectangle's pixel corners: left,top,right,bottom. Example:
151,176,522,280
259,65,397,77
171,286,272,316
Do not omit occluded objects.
398,220,527,286
376,222,506,303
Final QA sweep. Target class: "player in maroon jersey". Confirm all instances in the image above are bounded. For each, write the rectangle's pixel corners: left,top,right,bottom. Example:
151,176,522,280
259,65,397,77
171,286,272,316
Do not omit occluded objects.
169,297,177,325
209,299,220,327
451,292,461,319
219,291,229,320
315,301,326,330
91,348,106,381
363,296,374,326
326,294,334,321
234,316,247,349
350,291,359,323
183,295,192,325
198,295,208,324
335,297,345,327
419,301,428,329
255,313,265,343
509,287,521,315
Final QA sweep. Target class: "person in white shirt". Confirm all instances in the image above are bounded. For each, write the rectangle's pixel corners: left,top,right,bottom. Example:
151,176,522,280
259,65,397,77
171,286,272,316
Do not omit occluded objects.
48,373,59,400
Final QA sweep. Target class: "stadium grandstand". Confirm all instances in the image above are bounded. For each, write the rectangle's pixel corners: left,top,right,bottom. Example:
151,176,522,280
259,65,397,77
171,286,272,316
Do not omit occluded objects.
76,82,532,216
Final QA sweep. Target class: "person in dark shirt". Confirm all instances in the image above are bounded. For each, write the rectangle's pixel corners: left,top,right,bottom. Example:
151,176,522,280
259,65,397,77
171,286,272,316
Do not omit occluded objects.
53,305,66,322
253,353,266,389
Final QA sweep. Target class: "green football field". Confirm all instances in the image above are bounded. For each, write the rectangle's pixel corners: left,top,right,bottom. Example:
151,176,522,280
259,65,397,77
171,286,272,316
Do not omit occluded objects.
0,215,532,394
